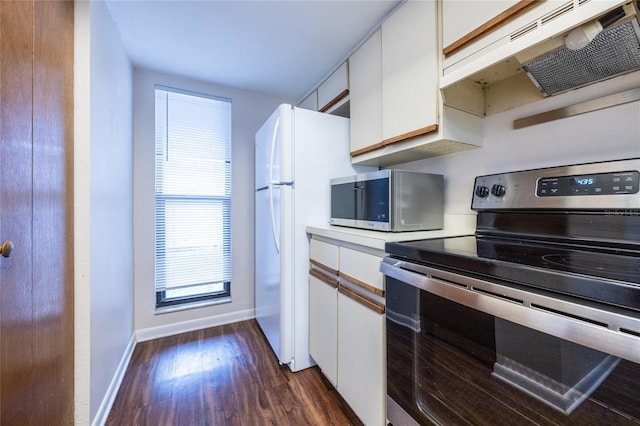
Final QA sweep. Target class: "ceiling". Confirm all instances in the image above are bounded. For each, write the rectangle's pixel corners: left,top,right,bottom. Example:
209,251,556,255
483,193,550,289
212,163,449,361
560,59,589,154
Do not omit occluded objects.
105,0,403,103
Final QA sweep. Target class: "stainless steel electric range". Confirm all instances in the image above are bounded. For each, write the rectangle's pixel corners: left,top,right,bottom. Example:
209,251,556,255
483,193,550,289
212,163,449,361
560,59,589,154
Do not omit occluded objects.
381,158,640,425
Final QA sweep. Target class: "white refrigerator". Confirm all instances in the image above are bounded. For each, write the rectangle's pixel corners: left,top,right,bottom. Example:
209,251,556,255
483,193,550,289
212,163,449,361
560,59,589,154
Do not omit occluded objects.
255,104,372,372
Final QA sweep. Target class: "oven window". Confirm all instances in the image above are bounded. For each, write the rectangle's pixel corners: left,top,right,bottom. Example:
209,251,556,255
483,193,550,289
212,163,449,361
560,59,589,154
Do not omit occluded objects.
386,276,640,425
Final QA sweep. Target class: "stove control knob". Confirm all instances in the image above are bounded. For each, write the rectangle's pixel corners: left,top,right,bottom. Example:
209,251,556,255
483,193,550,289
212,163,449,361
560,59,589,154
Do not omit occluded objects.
491,184,506,197
475,185,490,198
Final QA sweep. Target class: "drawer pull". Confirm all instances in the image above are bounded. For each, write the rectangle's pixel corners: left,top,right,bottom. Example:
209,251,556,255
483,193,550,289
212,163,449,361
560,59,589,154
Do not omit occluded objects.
310,268,339,289
339,286,385,315
339,271,385,297
310,258,338,276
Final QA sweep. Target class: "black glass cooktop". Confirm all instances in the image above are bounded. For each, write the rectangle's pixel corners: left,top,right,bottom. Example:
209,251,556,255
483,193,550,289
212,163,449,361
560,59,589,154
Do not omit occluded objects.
386,235,640,311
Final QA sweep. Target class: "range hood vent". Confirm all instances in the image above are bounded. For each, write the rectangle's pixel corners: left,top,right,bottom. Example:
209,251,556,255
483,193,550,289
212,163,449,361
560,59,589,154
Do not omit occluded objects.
523,17,640,96
440,0,640,117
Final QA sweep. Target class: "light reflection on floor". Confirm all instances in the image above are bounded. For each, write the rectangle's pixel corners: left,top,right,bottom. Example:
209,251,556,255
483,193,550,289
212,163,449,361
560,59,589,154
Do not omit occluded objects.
156,334,238,384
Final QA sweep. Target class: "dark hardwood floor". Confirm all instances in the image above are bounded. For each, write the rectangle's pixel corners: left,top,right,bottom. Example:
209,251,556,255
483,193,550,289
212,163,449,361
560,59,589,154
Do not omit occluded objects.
106,319,362,425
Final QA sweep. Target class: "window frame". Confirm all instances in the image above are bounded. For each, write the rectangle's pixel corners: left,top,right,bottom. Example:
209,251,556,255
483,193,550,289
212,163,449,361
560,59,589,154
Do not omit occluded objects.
154,85,232,309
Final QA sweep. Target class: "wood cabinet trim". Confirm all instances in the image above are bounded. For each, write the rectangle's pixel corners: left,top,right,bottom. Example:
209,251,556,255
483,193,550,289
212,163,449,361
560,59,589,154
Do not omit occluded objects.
350,124,438,157
310,258,338,276
382,124,438,146
310,268,339,289
318,89,349,113
350,141,385,157
443,0,542,58
339,271,384,297
338,286,385,315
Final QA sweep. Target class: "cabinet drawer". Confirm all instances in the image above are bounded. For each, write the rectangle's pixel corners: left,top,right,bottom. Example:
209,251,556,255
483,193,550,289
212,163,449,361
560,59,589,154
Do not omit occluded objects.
339,247,384,293
310,238,339,274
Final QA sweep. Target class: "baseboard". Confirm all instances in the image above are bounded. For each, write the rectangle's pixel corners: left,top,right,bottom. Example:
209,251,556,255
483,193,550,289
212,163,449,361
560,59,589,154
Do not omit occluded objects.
91,334,136,426
135,308,255,342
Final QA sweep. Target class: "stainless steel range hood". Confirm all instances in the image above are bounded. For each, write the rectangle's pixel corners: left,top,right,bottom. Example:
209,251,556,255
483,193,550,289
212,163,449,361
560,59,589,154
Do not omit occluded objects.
522,3,640,96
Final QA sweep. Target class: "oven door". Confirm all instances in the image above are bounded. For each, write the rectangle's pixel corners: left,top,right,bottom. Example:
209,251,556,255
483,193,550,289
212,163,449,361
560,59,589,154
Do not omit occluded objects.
381,257,640,426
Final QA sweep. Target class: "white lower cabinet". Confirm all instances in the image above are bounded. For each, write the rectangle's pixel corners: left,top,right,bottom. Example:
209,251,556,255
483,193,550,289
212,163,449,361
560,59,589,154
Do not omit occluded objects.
337,290,385,426
309,272,338,386
309,236,386,426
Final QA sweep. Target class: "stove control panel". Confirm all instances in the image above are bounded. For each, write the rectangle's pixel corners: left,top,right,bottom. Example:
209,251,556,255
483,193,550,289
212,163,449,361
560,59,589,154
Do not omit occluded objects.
537,171,639,197
475,185,490,198
471,158,640,210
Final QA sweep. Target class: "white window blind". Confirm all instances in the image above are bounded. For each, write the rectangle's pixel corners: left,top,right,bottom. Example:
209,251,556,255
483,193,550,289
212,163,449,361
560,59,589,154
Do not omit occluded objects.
154,86,232,302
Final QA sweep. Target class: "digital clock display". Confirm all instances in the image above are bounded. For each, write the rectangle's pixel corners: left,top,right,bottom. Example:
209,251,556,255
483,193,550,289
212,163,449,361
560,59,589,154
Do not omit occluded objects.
538,170,639,197
571,176,595,186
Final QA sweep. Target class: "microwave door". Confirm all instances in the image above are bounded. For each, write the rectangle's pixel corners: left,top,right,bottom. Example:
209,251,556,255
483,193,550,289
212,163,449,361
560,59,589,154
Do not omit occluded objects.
356,182,366,224
366,177,390,230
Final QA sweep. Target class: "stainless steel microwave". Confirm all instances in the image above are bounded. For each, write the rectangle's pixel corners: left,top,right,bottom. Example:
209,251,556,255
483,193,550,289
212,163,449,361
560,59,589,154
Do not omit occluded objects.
330,169,444,232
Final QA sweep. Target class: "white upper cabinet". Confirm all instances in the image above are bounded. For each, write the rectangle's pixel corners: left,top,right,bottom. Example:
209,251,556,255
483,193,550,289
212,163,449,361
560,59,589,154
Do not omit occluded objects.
299,91,318,111
442,0,521,49
299,63,350,117
349,30,383,155
381,0,438,142
441,0,543,78
349,0,482,167
318,62,349,113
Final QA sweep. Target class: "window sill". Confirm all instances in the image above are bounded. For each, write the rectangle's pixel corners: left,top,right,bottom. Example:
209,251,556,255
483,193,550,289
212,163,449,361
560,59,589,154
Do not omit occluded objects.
155,296,232,315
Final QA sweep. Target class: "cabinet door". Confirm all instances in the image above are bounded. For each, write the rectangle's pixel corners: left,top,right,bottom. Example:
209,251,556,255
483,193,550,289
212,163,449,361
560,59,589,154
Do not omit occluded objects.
382,0,438,141
299,91,318,111
318,62,349,113
337,291,385,426
349,30,382,155
442,0,522,50
309,273,338,386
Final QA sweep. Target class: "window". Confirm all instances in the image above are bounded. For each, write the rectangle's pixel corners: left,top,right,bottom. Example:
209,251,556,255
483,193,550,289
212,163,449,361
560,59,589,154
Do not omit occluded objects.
154,86,232,308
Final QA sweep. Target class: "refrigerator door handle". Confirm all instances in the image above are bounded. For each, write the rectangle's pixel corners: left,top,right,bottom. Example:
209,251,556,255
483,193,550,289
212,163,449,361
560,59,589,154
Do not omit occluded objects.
269,184,280,254
269,116,281,253
269,116,280,185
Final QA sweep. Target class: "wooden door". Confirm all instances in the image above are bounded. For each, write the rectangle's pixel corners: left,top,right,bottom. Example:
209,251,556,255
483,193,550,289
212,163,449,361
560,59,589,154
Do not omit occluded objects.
0,1,74,423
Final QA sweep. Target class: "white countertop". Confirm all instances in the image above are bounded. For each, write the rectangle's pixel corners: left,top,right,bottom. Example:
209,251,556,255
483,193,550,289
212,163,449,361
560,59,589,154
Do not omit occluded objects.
306,214,476,251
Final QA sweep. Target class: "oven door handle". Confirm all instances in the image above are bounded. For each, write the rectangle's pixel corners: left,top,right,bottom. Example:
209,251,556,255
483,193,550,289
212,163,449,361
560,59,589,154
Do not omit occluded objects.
380,256,640,364
380,257,430,290
380,257,461,293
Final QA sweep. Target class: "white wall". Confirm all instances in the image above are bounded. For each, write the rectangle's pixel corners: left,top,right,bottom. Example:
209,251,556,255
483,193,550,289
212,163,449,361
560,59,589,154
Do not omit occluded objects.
89,1,135,422
396,72,640,213
133,69,284,333
75,1,135,424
